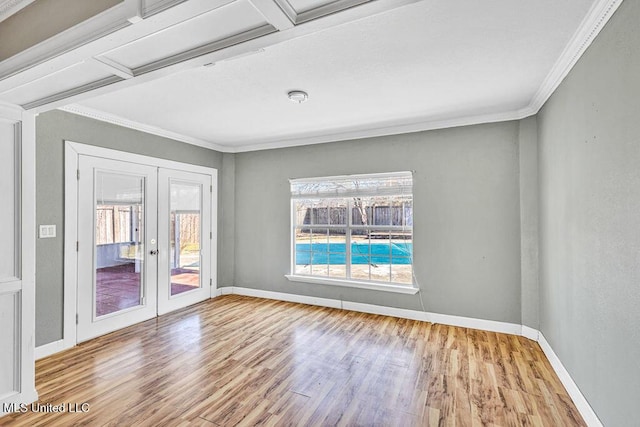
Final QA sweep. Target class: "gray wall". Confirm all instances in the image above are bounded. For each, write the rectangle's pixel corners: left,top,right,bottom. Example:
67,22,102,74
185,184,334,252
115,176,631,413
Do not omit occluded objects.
537,0,640,425
233,122,523,323
220,153,236,287
35,109,223,346
518,116,539,329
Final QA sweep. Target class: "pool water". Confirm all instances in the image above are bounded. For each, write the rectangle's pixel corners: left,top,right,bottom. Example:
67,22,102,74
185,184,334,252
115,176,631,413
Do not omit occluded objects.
295,243,412,265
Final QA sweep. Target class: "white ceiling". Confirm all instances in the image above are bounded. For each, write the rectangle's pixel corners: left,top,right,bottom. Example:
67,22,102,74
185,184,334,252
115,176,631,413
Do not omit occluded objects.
72,0,598,151
0,0,619,152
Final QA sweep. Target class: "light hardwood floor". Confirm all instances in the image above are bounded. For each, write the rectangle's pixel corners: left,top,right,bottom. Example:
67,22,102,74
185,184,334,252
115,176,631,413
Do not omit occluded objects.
2,295,585,426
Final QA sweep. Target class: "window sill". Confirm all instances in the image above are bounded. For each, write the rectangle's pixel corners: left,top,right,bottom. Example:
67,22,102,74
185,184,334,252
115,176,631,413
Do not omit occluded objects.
285,274,419,294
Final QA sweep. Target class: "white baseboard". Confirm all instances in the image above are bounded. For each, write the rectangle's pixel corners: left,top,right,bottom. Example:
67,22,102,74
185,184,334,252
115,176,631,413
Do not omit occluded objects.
228,286,342,309
343,300,523,335
226,286,522,335
521,325,540,341
219,286,601,427
537,333,603,427
35,339,65,360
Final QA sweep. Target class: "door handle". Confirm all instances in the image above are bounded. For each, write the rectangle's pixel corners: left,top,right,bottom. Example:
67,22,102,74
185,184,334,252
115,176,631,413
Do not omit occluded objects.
149,250,159,255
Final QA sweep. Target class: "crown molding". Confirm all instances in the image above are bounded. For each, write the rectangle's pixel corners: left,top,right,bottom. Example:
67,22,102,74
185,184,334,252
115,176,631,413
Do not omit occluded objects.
230,105,537,153
0,0,35,23
59,104,228,152
61,102,537,154
527,0,623,113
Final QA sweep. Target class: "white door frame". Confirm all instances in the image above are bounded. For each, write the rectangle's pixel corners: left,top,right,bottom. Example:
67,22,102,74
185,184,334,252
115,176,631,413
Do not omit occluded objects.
76,156,160,342
0,102,37,414
64,141,217,349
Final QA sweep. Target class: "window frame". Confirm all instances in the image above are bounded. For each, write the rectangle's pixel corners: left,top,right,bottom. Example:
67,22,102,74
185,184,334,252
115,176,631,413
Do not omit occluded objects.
286,172,418,294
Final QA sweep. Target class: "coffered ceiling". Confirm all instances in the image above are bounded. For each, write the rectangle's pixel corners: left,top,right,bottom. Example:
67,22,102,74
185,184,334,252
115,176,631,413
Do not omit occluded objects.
0,0,624,152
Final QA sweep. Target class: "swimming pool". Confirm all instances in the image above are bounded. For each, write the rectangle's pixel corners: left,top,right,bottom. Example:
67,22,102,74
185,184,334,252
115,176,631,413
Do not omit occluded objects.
295,243,412,265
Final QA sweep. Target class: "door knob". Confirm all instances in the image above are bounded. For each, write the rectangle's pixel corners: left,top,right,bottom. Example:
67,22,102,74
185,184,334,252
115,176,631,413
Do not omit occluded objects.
149,250,159,255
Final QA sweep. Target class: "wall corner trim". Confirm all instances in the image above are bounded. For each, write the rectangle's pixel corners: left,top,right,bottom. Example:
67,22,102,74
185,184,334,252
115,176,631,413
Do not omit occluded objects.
217,286,604,427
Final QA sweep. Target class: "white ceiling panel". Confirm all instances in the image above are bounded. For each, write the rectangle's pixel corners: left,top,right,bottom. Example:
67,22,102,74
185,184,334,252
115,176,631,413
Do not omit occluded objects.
75,0,597,150
101,0,271,70
0,60,117,106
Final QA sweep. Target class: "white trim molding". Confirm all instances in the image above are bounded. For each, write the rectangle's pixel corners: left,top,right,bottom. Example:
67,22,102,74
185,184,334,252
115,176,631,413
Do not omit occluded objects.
222,286,524,336
229,107,536,153
62,143,79,351
0,105,38,413
0,100,23,121
215,286,603,426
521,325,539,341
20,111,38,406
222,286,342,309
528,0,623,113
59,103,535,154
59,104,227,152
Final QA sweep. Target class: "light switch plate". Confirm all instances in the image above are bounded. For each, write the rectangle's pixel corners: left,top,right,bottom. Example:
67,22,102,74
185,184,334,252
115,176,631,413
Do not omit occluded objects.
39,224,56,238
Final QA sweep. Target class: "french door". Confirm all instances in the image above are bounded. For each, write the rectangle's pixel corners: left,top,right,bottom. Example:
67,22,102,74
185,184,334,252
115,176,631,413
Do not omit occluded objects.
157,168,211,315
76,155,212,342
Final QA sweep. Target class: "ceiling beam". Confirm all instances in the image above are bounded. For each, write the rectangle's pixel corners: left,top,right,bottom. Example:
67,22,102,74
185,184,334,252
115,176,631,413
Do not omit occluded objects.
248,0,294,31
23,0,426,113
0,0,234,92
124,0,144,23
89,56,135,80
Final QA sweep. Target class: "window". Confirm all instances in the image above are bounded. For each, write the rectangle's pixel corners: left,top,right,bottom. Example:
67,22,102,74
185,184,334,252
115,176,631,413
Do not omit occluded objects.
289,172,414,289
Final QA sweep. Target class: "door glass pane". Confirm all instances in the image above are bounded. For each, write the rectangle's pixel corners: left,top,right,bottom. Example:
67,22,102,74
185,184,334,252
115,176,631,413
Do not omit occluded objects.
95,171,145,317
170,180,202,296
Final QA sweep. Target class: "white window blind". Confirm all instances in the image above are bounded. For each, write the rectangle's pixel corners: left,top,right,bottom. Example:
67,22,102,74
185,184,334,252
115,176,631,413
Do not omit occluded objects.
290,171,413,198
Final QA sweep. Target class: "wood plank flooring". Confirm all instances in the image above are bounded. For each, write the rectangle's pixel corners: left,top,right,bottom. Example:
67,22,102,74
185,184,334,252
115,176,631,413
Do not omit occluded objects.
1,295,586,426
